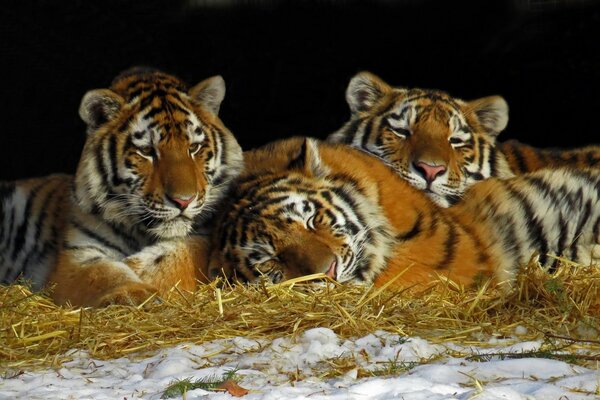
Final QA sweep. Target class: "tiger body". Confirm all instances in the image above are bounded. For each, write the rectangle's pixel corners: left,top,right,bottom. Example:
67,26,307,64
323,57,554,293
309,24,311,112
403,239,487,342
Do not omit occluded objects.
328,71,600,207
209,137,600,288
1,68,242,306
500,139,600,174
0,175,71,287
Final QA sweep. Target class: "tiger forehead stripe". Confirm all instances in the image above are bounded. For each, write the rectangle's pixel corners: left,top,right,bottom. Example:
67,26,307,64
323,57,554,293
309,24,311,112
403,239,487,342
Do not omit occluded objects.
404,90,460,108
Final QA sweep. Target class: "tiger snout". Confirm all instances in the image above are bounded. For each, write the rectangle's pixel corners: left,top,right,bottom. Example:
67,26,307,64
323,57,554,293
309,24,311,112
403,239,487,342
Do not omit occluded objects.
412,161,447,184
159,148,208,213
164,189,205,211
278,237,338,280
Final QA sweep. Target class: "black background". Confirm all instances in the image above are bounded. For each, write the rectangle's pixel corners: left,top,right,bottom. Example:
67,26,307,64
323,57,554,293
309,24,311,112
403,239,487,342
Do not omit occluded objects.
1,0,599,180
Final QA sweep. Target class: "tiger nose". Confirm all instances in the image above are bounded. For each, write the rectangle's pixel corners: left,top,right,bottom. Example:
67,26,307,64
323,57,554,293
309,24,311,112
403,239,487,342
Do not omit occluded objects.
167,194,196,210
413,161,447,183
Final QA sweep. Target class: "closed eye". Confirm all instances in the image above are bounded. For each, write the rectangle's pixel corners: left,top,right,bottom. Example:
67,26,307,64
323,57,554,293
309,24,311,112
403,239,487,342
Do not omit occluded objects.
389,127,411,138
386,118,411,138
449,132,471,147
246,245,278,266
189,143,202,156
136,146,155,160
306,215,316,230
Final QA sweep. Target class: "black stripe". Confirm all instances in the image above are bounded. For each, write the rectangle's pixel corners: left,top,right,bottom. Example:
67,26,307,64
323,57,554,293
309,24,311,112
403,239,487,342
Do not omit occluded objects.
166,99,190,115
70,218,128,256
523,176,559,204
436,218,458,270
330,186,359,211
396,211,423,241
586,151,600,167
109,135,125,187
569,196,592,261
510,146,529,174
489,145,498,177
18,184,62,277
551,213,569,273
476,137,486,172
360,119,374,150
10,182,46,259
593,216,600,242
0,182,16,245
339,119,362,144
62,244,111,256
127,87,147,101
95,138,111,192
455,215,490,264
324,209,337,226
504,182,549,265
143,105,164,120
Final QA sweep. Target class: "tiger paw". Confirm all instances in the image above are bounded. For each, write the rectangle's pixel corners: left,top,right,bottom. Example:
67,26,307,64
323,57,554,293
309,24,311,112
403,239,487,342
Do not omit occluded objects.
96,282,159,307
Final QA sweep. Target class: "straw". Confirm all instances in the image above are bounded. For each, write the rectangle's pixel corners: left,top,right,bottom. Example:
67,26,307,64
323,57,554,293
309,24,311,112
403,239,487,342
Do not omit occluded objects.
1,258,598,372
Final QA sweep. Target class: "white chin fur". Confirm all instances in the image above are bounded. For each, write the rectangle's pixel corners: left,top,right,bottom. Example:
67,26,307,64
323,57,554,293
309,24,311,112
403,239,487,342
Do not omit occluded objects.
148,219,193,239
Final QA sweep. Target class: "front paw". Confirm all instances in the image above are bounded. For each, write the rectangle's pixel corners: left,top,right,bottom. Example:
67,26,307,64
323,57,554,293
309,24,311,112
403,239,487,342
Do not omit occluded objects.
96,282,159,307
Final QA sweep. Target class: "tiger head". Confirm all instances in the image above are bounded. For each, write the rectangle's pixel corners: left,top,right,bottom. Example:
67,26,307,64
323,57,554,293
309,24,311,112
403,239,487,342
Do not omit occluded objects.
328,71,513,207
208,138,395,284
74,67,243,240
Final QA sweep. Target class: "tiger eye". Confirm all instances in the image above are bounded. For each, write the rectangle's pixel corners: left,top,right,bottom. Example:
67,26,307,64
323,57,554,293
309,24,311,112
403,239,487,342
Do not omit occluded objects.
189,143,202,155
137,146,154,157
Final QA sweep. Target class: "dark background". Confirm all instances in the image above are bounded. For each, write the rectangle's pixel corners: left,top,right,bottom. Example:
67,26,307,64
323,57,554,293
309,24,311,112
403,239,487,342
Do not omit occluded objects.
1,0,599,180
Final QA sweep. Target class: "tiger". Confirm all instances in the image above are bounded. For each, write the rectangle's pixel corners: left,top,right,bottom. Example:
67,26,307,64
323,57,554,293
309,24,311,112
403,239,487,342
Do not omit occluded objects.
328,71,600,207
207,136,600,289
0,67,242,306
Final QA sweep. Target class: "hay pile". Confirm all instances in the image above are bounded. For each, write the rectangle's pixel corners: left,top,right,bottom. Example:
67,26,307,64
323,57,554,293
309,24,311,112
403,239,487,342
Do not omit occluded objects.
1,260,599,372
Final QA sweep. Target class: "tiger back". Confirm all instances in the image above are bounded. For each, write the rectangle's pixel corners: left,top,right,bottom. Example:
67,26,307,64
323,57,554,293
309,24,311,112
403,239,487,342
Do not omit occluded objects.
1,67,242,306
208,137,600,289
328,71,600,207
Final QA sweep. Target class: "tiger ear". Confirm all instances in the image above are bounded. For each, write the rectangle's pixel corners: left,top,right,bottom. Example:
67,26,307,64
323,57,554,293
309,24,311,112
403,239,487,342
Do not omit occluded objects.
189,75,226,115
287,138,330,177
467,96,509,136
79,89,124,133
346,71,392,114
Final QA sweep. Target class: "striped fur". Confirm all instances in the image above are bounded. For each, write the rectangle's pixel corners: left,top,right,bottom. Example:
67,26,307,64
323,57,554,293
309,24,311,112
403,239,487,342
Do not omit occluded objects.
500,139,600,174
328,71,600,207
209,137,600,289
1,68,242,305
0,175,71,288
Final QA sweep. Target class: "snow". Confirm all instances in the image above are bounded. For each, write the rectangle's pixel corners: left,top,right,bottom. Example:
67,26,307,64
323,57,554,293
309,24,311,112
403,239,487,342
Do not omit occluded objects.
1,328,599,399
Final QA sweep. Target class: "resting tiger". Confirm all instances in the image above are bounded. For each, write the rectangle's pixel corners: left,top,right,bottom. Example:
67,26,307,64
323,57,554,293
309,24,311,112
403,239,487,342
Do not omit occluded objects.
0,67,242,306
328,71,600,207
208,137,600,288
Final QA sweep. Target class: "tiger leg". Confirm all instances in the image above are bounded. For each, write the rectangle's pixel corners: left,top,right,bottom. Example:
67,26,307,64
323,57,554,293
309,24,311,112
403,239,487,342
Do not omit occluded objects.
48,253,158,307
49,236,212,307
125,235,212,292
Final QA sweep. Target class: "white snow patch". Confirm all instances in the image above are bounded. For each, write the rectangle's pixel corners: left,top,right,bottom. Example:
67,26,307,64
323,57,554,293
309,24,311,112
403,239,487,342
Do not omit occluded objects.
1,330,599,400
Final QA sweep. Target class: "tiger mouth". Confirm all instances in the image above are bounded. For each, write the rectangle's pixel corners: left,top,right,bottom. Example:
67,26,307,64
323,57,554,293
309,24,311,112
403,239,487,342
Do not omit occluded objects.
142,212,194,228
325,260,337,279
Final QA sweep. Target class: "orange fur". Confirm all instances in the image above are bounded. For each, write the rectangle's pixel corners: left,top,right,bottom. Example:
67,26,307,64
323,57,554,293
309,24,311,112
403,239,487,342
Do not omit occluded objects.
212,137,600,290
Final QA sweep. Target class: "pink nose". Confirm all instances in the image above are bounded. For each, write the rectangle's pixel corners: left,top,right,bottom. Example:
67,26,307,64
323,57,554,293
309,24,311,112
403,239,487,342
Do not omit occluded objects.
167,194,195,210
413,161,447,183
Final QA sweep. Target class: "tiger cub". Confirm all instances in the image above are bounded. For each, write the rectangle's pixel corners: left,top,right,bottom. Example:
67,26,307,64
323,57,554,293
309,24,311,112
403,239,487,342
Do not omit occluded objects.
208,137,600,288
0,67,242,306
328,71,600,207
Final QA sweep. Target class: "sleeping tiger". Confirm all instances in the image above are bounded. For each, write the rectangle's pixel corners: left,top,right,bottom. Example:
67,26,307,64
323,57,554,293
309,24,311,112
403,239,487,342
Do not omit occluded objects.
328,71,600,207
0,67,242,306
208,137,600,288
